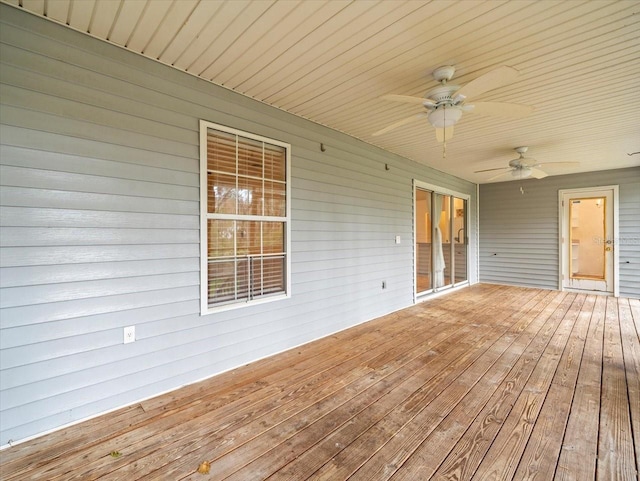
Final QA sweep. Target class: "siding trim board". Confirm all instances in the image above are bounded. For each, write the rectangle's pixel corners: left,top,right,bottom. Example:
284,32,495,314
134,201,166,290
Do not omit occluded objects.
0,5,476,446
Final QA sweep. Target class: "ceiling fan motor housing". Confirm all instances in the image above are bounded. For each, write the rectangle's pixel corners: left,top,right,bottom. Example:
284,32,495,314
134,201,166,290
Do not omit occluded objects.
425,67,465,128
427,84,460,102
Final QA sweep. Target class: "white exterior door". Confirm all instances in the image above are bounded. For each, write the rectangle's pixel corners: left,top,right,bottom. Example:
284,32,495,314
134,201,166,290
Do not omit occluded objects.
560,187,616,294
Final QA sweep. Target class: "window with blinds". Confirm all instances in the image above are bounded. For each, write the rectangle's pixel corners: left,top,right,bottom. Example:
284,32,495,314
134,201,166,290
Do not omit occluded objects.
200,121,290,314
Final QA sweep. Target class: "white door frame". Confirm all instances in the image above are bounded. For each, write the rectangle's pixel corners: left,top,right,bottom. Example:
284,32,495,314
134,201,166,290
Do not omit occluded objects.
558,185,619,296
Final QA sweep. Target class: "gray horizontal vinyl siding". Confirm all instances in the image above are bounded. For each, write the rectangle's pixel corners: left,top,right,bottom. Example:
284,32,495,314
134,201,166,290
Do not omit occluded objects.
0,5,476,445
479,168,640,297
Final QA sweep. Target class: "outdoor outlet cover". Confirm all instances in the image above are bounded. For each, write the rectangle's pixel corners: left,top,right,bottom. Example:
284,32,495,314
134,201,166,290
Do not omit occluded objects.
124,326,135,344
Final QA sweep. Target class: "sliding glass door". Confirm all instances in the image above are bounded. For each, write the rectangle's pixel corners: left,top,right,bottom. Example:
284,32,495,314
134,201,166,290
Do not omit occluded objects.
415,184,468,298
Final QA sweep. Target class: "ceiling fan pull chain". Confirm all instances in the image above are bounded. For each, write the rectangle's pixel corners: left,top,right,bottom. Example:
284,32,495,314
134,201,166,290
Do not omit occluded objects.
442,106,447,158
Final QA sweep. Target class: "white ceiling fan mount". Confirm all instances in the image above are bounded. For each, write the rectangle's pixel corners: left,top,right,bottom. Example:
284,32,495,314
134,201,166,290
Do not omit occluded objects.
432,65,456,83
427,66,463,102
373,65,534,142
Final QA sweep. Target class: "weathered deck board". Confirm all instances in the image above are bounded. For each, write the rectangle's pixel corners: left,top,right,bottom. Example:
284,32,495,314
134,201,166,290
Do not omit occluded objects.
512,294,591,480
341,290,565,481
437,292,580,481
0,285,638,481
554,295,605,481
181,287,533,481
271,290,555,481
597,297,636,480
396,290,568,481
618,298,640,473
123,286,508,481
233,286,542,481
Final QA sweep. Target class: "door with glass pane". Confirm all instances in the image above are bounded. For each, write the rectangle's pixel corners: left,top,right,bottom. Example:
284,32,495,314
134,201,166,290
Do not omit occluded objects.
415,185,468,297
561,188,615,294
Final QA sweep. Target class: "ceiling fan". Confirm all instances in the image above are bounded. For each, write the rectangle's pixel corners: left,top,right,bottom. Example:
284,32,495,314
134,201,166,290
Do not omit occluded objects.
373,65,534,142
474,146,580,181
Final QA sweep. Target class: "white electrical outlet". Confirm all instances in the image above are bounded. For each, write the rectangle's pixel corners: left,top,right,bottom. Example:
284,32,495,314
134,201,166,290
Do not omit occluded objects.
123,326,135,344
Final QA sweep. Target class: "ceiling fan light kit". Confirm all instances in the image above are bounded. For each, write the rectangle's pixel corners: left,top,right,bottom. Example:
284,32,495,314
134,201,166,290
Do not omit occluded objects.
428,105,462,128
374,64,533,142
512,167,532,179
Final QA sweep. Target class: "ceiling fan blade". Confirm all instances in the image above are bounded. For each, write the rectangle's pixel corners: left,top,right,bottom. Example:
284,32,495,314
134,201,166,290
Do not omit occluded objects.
474,166,511,173
520,158,538,167
456,66,519,100
468,101,534,118
372,113,427,136
487,170,514,181
382,94,432,105
435,125,454,143
530,168,548,179
533,161,580,167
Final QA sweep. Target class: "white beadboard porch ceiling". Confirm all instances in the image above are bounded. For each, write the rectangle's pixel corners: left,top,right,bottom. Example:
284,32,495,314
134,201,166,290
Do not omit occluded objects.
5,0,639,183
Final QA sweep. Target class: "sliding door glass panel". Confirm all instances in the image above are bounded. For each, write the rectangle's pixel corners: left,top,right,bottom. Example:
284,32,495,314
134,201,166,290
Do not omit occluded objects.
454,197,467,283
433,194,452,288
415,189,432,293
444,195,452,287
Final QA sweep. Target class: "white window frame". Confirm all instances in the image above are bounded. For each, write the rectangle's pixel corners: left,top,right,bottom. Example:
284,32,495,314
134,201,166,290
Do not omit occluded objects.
200,120,291,315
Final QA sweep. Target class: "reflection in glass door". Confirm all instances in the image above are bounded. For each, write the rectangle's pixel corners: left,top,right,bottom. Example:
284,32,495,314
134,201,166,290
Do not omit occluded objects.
434,194,452,288
415,189,432,292
415,186,468,297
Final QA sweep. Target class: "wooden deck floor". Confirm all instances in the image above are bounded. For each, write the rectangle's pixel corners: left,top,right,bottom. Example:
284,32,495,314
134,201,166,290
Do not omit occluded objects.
1,284,639,480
